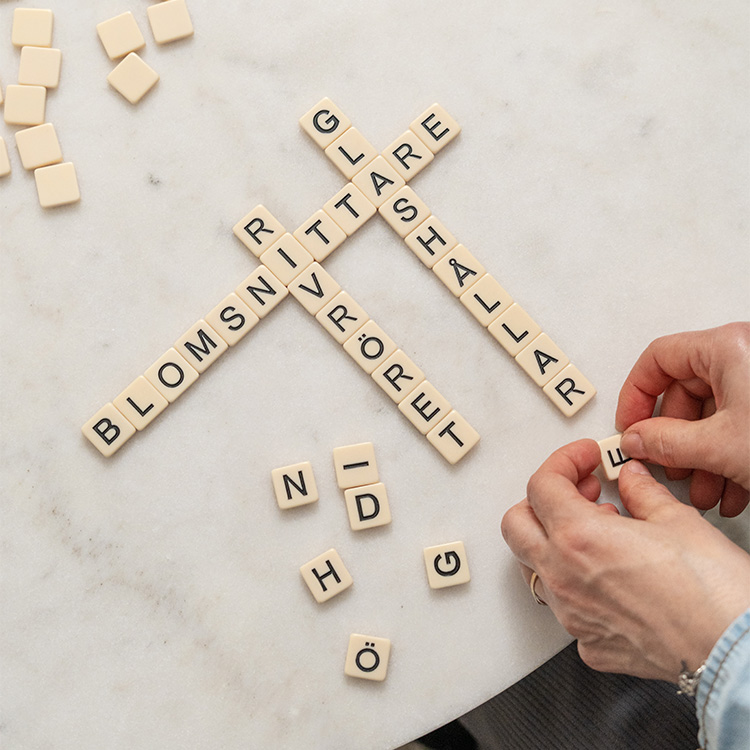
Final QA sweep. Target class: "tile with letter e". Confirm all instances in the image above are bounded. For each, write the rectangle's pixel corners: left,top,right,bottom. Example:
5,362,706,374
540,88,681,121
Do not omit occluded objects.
293,209,346,262
515,332,569,387
4,85,46,126
82,402,136,457
410,103,461,154
345,634,391,682
235,265,288,318
18,46,62,88
144,347,199,403
543,364,596,417
424,541,470,589
204,292,259,346
15,123,62,170
459,273,513,327
382,129,434,182
398,381,451,435
371,349,425,404
174,319,228,374
343,320,397,374
0,139,10,178
324,127,378,180
233,204,286,258
315,291,369,344
344,482,391,531
322,183,376,236
96,12,145,60
379,186,430,239
113,375,169,431
146,0,194,44
404,215,457,268
12,8,54,48
288,262,341,315
259,233,313,286
351,155,405,208
271,460,319,509
107,53,159,104
426,410,480,465
34,162,80,208
300,548,353,603
333,442,378,489
299,97,351,149
433,244,485,297
598,434,631,481
488,303,541,357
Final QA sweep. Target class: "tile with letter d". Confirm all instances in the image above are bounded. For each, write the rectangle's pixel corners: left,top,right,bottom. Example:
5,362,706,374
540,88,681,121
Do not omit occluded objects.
598,434,631,480
459,273,513,327
371,349,425,404
423,541,470,589
288,262,341,315
378,186,430,239
382,129,434,182
542,364,596,417
426,410,480,465
204,292,259,346
344,482,391,531
271,460,319,509
315,291,369,344
113,375,168,431
344,634,391,682
235,265,288,318
333,442,378,489
488,303,541,357
82,402,136,457
515,332,569,387
404,215,457,268
300,548,353,603
324,126,378,180
343,320,397,374
174,319,228,374
322,183,376,237
299,97,351,149
233,204,286,257
144,347,199,403
398,381,451,435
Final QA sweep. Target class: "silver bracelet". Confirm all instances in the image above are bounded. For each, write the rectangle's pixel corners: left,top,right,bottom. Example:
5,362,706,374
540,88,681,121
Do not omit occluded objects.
677,661,706,696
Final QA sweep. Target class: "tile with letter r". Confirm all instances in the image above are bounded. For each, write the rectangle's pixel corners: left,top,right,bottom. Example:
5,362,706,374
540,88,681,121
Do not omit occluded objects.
233,204,286,257
398,381,451,435
426,410,480,465
288,262,341,316
543,364,596,417
299,97,351,149
410,103,461,154
382,129,434,182
204,292,259,346
344,482,391,531
235,265,288,318
315,291,369,344
324,126,378,180
333,442,378,489
344,634,391,682
488,303,541,357
404,215,457,268
598,434,631,480
371,349,425,404
300,548,353,603
271,460,319,509
82,402,136,457
113,375,169,431
34,162,80,208
174,319,228,374
12,8,54,48
423,541,470,589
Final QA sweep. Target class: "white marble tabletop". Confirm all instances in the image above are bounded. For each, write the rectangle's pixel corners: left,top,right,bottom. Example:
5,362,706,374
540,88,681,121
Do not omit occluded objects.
1,1,748,748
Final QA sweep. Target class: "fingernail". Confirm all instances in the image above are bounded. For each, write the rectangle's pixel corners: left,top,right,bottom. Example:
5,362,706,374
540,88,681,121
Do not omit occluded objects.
625,459,650,476
621,432,645,458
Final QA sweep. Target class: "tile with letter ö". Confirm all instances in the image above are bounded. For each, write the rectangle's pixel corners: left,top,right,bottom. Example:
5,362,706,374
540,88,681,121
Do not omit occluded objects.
351,155,405,208
371,349,425,404
82,402,136,457
488,303,542,357
423,541,470,589
300,548,353,603
293,209,347,263
259,233,314,286
12,8,54,48
459,273,513,327
322,183,376,237
174,319,228,374
315,291,369,344
343,320,398,374
235,265,288,318
107,53,159,105
324,127,378,180
299,97,351,149
344,634,391,682
426,410,480,465
542,364,596,417
404,215,457,268
34,162,80,208
144,347,199,403
18,46,62,88
271,460,319,509
3,85,46,126
233,204,286,257
410,103,461,154
288,262,341,316
515,332,569,387
15,123,62,171
598,434,631,481
382,129,434,182
204,292,259,346
96,12,145,59
344,482,391,531
332,442,379,489
398,381,451,435
378,186,430,239
113,375,169,431
146,0,195,44
433,244,485,297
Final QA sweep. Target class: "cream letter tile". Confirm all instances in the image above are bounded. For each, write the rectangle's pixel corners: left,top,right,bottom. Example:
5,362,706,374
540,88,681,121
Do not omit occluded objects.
542,364,597,417
333,442,378,489
300,548,353,603
344,634,391,681
113,375,169,431
423,541,470,589
204,292,259,346
82,403,136,457
299,97,351,149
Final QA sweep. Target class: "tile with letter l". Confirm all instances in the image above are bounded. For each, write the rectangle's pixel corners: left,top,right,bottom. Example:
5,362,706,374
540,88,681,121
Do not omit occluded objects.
382,129,434,182
146,0,194,44
233,204,286,257
106,53,159,104
322,183,376,237
351,155,405,208
379,186,430,239
598,434,631,481
12,8,54,48
3,85,46,126
344,482,391,531
299,97,351,149
96,12,145,59
426,410,480,465
459,273,513,327
82,402,136,457
371,349,425,404
423,541,471,589
398,381,451,435
113,375,169,431
259,233,313,286
15,123,62,171
343,320,398,374
204,292,259,346
333,442,379,489
324,127,378,180
315,291,369,344
18,46,62,87
235,265,288,318
344,634,391,682
288,262,341,315
34,162,80,208
174,318,228,374
515,332,569,387
433,244,485,297
410,103,461,154
293,209,346,263
543,364,596,417
271,460,319,509
144,347,199,403
300,548,353,603
404,215,457,268
488,303,542,357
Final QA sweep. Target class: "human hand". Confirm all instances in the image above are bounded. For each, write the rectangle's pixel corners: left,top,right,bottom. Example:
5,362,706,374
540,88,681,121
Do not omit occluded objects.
501,439,750,682
616,322,750,516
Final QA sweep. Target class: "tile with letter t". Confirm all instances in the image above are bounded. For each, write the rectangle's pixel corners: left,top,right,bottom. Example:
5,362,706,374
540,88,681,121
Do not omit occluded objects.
144,347,199,403
288,262,341,316
235,265,288,319
82,403,136,457
423,541,471,589
322,183,376,237
300,548,353,603
382,129,434,182
271,461,319,509
543,364,596,417
515,332,569,387
204,292,259,346
293,209,346,263
333,442,379,489
488,303,542,357
404,215,457,268
371,349,425,404
174,319,228,374
351,155,405,208
459,273,513,327
299,97,351,149
426,410,480,465
344,634,391,682
113,375,169,431
343,320,397,374
433,244,485,297
379,186,430,239
233,204,286,258
410,103,461,154
324,127,378,180
259,233,313,286
315,291,369,344
344,482,391,531
598,434,631,481
398,381,451,435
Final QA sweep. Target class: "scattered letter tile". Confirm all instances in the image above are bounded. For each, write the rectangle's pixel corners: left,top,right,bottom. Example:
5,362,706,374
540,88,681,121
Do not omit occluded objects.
18,46,62,87
3,85,46,126
344,482,391,531
12,8,54,48
423,541,471,589
34,162,80,208
351,155,405,208
300,548,353,603
96,12,145,59
433,244,485,297
15,123,62,170
333,442,378,489
382,129,435,182
344,634,391,681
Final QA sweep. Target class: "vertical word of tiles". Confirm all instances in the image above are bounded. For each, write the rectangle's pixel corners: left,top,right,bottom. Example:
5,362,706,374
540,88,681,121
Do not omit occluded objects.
598,434,631,481
423,541,471,589
300,548,353,603
344,634,391,682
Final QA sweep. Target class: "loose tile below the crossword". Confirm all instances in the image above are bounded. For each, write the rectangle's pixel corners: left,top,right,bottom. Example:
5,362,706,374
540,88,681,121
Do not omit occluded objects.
333,442,378,489
18,46,62,88
344,482,391,531
15,123,62,171
299,97,352,149
96,12,145,60
300,548,353,603
107,53,159,104
12,8,54,48
426,410,480,465
542,364,596,417
0,139,10,178
4,85,46,126
82,403,136,457
344,634,391,682
34,162,80,208
146,0,194,44
113,375,169,431
423,541,471,589
598,434,631,481
271,461,319,509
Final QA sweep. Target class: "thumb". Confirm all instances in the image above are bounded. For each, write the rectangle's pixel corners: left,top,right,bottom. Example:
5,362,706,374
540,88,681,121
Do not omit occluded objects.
618,460,681,520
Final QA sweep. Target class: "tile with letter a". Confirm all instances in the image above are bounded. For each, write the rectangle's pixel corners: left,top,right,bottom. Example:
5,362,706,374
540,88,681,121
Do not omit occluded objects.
300,548,353,603
174,318,228,374
113,375,169,431
235,265,288,318
423,541,471,589
351,155,405,208
315,291,369,344
433,244,485,297
343,320,397,374
404,215,457,268
293,209,346,263
288,262,341,315
410,103,461,154
378,186,430,239
324,127,378,180
144,347,199,403
82,403,136,457
514,332,569,387
204,292,259,346
333,442,379,489
371,349,425,404
233,204,286,257
543,364,596,417
382,129,434,182
259,233,313,286
271,461,319,509
426,410,480,465
344,482,391,531
322,183,376,237
299,97,351,149
345,634,391,682
398,381,451,435
488,303,542,357
459,273,513,327
598,434,631,481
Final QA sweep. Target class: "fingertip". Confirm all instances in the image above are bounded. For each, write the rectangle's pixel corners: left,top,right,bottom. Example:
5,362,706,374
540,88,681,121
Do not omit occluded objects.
623,459,651,476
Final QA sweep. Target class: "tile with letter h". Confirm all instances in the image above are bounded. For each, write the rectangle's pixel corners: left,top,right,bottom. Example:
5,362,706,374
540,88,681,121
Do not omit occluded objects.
300,548,353,603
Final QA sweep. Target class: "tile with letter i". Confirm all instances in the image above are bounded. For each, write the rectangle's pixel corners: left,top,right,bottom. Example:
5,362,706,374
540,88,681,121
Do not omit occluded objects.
300,548,353,603
423,541,471,589
259,234,313,286
598,434,631,480
344,634,391,682
333,442,378,489
344,482,391,531
271,461,319,509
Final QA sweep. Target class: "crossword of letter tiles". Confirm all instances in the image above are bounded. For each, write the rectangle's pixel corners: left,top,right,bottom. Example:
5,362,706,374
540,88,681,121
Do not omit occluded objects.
598,434,631,481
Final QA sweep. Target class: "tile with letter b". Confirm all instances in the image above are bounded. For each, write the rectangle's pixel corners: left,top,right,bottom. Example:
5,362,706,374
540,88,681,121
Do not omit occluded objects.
543,364,596,417
12,8,54,48
371,349,425,404
300,548,353,603
515,332,569,387
15,123,62,171
271,460,319,509
18,46,62,88
459,273,513,327
426,410,480,465
233,204,286,257
433,244,485,297
288,262,341,315
174,319,228,374
351,155,405,208
144,347,199,403
113,375,169,431
404,215,457,268
259,233,313,286
4,85,46,126
107,53,159,104
382,129,434,182
598,434,631,481
34,162,80,208
333,442,378,489
324,127,378,180
488,303,542,357
379,186,430,239
398,381,451,435
82,402,136,457
204,292,259,346
345,634,391,682
235,265,288,318
344,482,391,531
96,12,145,59
299,97,351,149
410,103,461,154
322,183,376,237
423,541,470,589
315,291,369,344
293,209,346,262
343,320,397,374
146,0,194,44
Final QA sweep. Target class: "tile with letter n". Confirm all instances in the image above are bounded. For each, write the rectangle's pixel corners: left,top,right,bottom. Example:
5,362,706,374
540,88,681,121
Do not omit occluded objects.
300,548,353,603
332,442,379,489
271,461,319,509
